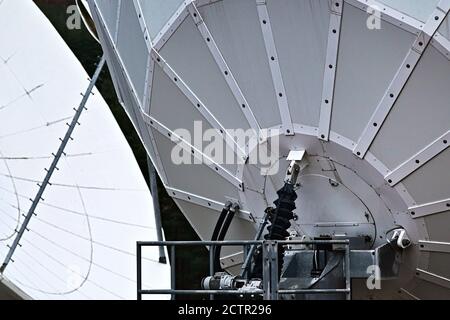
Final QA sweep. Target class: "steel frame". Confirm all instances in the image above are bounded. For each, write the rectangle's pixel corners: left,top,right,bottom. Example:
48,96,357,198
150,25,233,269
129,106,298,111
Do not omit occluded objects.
88,0,450,300
136,239,351,300
92,0,421,213
91,0,445,254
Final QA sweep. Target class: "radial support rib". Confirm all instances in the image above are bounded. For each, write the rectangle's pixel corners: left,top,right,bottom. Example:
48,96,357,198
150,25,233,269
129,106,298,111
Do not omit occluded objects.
319,0,344,141
354,3,450,158
188,2,261,136
256,0,294,136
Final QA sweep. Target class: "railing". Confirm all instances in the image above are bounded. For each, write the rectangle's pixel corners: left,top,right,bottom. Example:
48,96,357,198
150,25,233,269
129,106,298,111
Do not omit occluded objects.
136,240,351,300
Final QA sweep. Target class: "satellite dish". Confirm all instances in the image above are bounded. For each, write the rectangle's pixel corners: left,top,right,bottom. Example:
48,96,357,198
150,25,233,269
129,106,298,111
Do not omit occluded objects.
0,0,170,299
88,0,450,299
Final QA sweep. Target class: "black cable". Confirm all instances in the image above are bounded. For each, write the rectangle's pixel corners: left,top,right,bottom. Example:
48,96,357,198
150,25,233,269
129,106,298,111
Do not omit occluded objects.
214,203,239,272
210,201,232,273
251,183,298,279
211,201,232,242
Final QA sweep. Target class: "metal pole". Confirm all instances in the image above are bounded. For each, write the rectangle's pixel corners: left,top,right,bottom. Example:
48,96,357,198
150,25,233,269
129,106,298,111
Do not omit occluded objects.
147,157,166,264
209,245,214,301
170,246,176,300
262,242,270,300
137,242,142,300
345,243,351,300
270,242,279,300
0,55,106,274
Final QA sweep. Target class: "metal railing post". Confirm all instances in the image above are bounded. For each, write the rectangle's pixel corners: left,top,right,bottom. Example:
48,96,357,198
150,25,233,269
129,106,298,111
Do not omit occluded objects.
270,241,279,300
262,241,271,300
137,242,142,300
147,158,166,264
209,245,214,300
345,243,351,300
170,245,176,300
240,213,270,278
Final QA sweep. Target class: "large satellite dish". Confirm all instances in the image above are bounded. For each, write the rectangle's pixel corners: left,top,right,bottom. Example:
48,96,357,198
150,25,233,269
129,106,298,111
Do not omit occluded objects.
0,0,169,299
88,0,450,299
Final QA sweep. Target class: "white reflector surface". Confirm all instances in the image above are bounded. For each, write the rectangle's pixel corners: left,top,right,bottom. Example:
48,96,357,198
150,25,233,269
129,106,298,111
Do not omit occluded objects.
0,0,170,300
